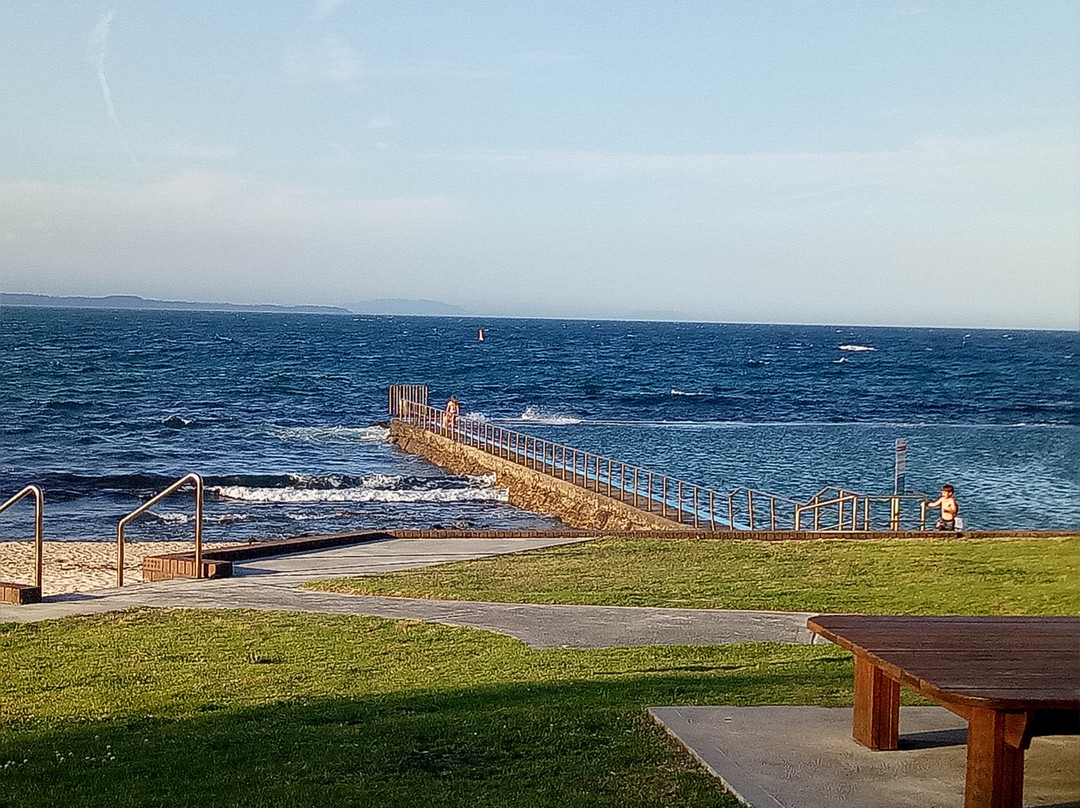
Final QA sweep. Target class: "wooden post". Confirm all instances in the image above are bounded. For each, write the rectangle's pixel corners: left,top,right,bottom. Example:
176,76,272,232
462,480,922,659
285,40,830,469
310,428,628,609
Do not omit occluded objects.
852,656,900,751
964,708,1027,808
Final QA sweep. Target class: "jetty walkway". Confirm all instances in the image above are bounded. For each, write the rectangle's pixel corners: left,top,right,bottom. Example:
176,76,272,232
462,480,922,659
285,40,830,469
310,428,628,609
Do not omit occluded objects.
389,384,930,533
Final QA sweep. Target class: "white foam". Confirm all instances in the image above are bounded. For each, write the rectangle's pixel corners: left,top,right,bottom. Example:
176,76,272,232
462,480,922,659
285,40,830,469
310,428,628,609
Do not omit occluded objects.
151,512,190,524
838,344,876,352
272,425,389,443
210,485,509,504
670,389,708,397
161,415,194,427
516,406,582,425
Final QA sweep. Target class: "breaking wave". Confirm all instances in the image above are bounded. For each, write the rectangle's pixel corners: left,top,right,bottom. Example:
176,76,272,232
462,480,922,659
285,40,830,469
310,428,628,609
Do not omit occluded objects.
272,425,390,443
208,472,506,504
515,406,582,425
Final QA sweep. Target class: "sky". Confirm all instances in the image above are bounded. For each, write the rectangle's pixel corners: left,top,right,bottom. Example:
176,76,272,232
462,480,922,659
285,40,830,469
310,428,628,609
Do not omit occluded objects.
1,1,1078,329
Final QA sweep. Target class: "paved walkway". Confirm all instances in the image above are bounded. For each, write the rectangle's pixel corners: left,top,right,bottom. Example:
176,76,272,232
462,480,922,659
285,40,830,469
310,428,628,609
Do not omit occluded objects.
0,536,818,647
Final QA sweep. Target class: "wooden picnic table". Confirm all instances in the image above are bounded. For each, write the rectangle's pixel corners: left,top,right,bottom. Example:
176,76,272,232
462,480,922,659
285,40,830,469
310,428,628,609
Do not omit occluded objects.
807,615,1080,808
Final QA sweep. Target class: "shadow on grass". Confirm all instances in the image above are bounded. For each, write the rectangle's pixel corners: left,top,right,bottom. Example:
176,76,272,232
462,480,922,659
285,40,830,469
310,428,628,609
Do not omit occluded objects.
0,666,851,808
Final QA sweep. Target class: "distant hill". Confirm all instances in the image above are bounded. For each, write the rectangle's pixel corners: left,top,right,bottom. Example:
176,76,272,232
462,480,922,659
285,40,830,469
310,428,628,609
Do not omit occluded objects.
0,293,352,315
351,298,468,316
2,293,470,318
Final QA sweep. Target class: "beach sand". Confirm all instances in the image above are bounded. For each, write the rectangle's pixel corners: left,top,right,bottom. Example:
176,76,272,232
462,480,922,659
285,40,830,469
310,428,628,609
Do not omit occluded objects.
0,540,245,596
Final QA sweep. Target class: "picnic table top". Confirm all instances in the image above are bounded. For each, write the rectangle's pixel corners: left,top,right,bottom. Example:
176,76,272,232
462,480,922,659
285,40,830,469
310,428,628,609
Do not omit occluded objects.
807,614,1080,712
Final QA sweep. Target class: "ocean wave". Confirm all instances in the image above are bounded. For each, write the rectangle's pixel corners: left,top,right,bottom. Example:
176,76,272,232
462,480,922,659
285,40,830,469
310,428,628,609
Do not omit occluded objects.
206,471,503,504
161,415,195,428
210,485,508,504
515,406,582,425
670,389,709,397
838,344,877,352
148,511,191,524
272,425,389,443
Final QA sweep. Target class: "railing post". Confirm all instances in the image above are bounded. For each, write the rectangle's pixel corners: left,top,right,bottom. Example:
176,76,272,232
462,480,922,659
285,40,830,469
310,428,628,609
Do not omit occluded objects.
677,480,683,523
728,494,735,529
747,489,755,530
646,473,653,512
693,487,700,529
661,477,667,519
770,496,777,530
709,491,715,530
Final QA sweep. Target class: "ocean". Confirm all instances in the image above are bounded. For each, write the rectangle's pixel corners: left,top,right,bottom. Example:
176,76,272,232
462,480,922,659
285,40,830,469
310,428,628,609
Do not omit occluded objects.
1,306,1077,541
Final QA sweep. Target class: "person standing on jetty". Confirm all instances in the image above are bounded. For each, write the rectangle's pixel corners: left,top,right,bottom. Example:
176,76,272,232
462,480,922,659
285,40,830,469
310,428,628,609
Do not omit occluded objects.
443,395,460,430
928,484,961,530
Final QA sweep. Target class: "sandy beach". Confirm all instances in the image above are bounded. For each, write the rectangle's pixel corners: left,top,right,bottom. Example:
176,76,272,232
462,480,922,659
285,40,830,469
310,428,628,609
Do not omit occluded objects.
0,540,245,596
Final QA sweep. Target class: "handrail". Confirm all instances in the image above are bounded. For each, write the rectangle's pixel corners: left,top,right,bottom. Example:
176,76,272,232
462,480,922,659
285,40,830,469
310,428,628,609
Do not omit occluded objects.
388,387,936,532
116,473,203,587
0,485,44,589
392,397,896,531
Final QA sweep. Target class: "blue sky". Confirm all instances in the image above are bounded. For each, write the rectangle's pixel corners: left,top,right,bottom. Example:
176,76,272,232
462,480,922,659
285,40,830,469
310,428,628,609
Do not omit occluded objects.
1,1,1077,328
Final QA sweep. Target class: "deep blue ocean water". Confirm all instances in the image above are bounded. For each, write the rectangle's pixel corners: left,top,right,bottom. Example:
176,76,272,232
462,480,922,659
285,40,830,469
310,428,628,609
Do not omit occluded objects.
1,306,1077,541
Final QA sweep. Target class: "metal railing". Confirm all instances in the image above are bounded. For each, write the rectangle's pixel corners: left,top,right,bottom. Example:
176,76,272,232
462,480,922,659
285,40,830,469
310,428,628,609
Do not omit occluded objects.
388,388,929,532
116,473,204,586
0,485,44,589
795,486,930,531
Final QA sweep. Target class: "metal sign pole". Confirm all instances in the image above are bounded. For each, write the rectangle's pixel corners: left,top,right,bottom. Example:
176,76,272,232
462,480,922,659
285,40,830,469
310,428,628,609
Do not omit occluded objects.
894,438,908,494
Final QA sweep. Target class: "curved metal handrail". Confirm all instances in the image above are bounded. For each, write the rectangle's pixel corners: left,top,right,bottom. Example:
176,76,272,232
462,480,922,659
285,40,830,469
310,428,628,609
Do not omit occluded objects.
0,485,44,589
116,473,203,587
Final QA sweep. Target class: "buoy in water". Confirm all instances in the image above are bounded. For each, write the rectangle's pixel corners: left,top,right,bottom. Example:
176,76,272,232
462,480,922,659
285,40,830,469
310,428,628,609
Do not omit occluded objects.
478,329,485,341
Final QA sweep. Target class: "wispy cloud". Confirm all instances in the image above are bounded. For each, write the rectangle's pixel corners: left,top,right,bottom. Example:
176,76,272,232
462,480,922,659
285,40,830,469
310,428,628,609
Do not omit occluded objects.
284,34,363,86
311,0,347,22
145,142,238,162
511,51,579,67
87,10,138,170
419,132,1079,197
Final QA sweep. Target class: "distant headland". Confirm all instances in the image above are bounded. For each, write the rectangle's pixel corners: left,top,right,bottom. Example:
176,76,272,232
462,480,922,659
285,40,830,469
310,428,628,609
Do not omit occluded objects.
0,294,467,317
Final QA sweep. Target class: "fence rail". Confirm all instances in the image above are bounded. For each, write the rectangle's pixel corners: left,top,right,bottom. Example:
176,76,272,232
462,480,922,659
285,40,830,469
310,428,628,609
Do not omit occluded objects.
388,385,930,532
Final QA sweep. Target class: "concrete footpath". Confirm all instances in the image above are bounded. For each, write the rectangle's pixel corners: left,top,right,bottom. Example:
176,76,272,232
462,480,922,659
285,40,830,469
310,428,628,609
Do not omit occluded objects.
0,535,818,647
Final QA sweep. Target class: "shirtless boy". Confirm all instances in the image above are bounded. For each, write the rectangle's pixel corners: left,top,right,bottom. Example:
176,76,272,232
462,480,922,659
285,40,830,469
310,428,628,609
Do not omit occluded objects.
928,484,959,530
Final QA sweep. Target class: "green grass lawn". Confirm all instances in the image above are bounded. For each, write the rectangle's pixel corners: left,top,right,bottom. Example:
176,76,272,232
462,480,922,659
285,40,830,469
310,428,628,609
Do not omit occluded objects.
1,609,853,808
305,536,1080,615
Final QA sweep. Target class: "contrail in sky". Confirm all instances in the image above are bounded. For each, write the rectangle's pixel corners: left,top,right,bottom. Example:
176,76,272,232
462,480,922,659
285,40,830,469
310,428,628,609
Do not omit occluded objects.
88,9,139,170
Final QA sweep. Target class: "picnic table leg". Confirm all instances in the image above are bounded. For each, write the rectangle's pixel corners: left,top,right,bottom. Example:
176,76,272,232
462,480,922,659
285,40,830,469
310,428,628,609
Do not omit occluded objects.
852,655,900,750
964,709,1027,808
